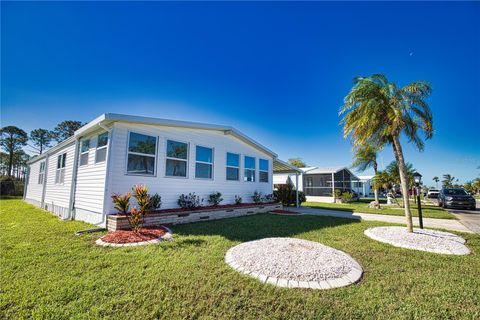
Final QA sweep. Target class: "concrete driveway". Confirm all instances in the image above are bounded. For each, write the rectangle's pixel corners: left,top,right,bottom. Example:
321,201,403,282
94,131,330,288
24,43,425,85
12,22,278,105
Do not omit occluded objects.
432,199,480,233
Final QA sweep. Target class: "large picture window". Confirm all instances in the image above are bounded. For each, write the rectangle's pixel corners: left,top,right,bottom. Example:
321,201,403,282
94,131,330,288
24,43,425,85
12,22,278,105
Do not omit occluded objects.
126,132,157,175
195,146,213,179
166,140,188,177
95,132,108,163
226,152,239,181
55,153,66,184
259,159,269,183
38,161,45,184
244,156,255,182
80,139,90,166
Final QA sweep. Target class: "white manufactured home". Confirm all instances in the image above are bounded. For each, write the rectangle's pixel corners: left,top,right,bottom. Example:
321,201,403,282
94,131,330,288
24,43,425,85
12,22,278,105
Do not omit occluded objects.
25,113,288,227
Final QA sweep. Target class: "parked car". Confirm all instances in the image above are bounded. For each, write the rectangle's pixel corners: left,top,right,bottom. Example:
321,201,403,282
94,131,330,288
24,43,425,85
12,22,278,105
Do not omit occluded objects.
438,188,476,210
427,189,440,199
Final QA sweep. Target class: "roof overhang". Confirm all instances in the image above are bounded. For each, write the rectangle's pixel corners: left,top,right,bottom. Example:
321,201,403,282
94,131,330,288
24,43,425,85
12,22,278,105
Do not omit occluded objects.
273,159,302,174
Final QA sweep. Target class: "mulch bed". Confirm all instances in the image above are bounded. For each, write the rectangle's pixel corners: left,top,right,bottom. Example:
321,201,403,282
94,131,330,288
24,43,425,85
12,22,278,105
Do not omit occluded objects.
270,210,301,214
100,227,167,244
112,202,277,217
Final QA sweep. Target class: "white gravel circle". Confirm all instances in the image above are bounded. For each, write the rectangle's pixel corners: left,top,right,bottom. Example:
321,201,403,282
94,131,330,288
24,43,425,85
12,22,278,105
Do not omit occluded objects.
364,226,470,255
225,237,363,289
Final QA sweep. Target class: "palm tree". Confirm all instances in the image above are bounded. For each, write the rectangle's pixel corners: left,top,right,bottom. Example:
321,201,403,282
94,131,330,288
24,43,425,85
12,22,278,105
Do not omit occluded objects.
351,145,380,205
340,74,433,232
432,176,439,188
442,174,455,188
385,161,415,205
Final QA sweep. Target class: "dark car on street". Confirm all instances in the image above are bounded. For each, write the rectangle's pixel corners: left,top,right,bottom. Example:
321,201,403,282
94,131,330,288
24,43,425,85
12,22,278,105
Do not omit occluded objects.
438,188,476,210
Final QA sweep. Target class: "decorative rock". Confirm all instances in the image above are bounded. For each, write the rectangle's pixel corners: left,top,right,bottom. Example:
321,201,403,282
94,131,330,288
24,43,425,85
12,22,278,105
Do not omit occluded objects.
224,237,363,289
364,226,470,255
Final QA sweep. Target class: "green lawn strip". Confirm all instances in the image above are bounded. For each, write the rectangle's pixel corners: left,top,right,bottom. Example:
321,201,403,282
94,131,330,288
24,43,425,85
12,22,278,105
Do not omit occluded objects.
1,199,479,319
303,200,455,219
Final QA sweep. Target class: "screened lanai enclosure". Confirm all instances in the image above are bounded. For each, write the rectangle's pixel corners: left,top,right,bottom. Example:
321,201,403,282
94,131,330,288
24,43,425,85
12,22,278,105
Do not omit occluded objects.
303,167,358,197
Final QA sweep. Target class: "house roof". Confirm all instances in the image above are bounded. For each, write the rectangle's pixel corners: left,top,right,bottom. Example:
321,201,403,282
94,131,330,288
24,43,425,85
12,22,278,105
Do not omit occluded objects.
28,113,278,164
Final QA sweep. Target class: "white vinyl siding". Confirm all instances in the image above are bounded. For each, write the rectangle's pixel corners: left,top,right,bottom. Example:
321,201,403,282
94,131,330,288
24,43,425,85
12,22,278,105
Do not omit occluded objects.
74,129,109,223
25,159,45,205
107,122,273,213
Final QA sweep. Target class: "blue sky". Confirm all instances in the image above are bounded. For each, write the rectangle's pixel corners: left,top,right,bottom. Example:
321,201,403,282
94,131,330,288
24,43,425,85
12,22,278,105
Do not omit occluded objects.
1,2,479,185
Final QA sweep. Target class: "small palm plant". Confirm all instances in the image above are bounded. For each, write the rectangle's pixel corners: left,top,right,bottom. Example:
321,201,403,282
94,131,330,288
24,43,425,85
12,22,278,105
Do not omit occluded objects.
351,145,380,206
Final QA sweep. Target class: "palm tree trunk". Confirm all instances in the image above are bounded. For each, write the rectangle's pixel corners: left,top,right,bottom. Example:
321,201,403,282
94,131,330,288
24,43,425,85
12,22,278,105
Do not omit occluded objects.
392,135,414,232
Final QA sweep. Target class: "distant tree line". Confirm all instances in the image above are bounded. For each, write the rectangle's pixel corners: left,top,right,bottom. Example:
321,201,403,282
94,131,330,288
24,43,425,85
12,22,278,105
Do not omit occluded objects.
0,120,84,195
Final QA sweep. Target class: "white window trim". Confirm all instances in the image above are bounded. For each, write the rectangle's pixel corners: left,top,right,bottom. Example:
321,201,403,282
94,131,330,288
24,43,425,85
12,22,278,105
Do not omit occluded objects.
55,153,66,185
194,144,214,180
95,132,108,164
38,161,45,185
259,158,269,183
80,140,90,166
243,155,256,183
124,130,158,177
164,138,189,179
226,151,240,181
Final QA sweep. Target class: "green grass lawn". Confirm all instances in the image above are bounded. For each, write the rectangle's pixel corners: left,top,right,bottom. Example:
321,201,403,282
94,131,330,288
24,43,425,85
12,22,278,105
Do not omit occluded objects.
1,199,479,319
304,198,455,219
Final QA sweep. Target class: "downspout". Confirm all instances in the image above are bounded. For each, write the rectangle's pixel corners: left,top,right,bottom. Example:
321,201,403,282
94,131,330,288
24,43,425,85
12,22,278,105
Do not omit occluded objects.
100,123,114,226
41,154,50,209
23,167,29,200
68,138,81,220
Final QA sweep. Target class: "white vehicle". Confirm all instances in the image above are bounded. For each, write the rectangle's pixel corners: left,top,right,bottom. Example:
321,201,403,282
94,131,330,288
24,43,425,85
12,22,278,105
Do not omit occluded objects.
427,189,440,199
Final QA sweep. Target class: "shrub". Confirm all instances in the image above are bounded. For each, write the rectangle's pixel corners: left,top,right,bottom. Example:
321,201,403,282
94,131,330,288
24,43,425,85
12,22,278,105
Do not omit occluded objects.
252,191,262,203
262,194,275,203
148,193,162,211
207,192,223,206
111,192,131,214
273,182,306,206
132,185,151,213
178,193,202,209
341,191,354,203
0,177,15,196
234,195,242,205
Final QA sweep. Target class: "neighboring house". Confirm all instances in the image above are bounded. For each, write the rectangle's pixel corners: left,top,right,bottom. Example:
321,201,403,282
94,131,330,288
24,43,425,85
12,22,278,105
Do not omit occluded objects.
24,113,283,226
351,175,374,197
273,166,359,203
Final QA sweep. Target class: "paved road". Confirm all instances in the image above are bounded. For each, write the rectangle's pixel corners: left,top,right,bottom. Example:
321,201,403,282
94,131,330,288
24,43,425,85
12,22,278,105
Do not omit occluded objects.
285,207,473,234
430,199,480,233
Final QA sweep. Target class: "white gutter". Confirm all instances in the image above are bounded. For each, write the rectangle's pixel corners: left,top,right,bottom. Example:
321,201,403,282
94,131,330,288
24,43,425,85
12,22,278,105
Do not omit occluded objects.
68,138,81,220
100,124,114,225
40,154,50,209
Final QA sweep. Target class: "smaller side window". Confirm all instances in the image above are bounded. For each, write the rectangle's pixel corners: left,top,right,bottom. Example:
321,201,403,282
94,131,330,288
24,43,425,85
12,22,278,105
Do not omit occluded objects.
55,153,66,184
259,159,269,183
95,132,108,163
38,162,45,184
79,140,90,166
195,146,213,179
